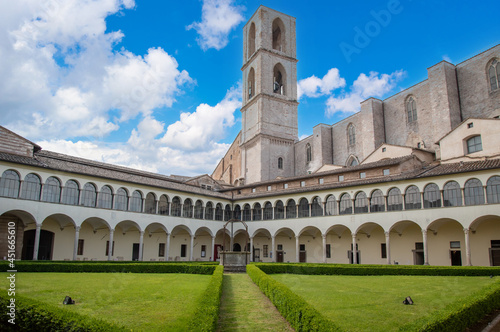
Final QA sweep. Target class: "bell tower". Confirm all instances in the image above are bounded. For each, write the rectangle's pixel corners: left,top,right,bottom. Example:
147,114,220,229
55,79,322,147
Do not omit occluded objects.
240,6,298,184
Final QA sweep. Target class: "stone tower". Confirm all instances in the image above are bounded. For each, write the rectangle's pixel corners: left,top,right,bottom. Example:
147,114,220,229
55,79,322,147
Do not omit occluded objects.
240,6,299,184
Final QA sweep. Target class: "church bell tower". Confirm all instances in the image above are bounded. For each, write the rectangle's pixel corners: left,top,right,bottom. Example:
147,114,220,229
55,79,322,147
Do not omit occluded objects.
240,6,298,184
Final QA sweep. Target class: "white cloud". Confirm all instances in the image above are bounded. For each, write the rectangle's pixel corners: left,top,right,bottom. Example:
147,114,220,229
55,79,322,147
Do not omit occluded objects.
326,70,405,116
297,68,345,99
0,0,192,141
187,0,244,51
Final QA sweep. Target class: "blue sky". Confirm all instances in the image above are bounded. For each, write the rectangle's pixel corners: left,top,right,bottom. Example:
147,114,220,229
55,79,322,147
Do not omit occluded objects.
0,0,498,176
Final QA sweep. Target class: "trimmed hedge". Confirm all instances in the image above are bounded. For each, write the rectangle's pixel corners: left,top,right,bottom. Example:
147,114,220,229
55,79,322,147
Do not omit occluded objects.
247,265,342,331
188,265,224,331
0,293,127,331
254,263,500,276
400,280,500,331
0,261,216,274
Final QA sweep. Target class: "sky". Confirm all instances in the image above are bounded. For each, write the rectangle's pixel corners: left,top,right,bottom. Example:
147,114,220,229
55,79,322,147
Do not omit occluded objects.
0,0,499,177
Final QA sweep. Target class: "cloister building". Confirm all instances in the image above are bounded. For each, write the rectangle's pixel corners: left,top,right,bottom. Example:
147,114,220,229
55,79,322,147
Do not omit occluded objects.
1,6,500,266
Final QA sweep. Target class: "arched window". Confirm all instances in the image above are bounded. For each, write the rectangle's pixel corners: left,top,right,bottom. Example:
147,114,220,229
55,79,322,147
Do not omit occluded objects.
0,170,20,198
204,202,213,220
405,185,421,210
407,96,417,123
387,187,402,211
233,205,241,220
273,63,286,95
194,200,204,219
248,67,255,100
272,18,284,52
278,157,283,170
370,190,385,212
253,203,262,221
489,59,500,91
466,136,482,154
114,188,128,211
248,22,256,57
354,192,368,213
274,201,284,219
487,176,500,204
215,203,223,221
130,191,143,212
224,204,232,221
443,181,462,207
145,193,156,214
286,199,296,218
242,204,251,221
423,183,441,208
183,199,193,218
158,195,169,215
263,202,273,220
42,177,61,203
81,183,97,207
98,186,113,209
464,179,485,206
325,195,337,215
348,124,355,145
306,143,312,163
20,173,41,201
171,197,182,217
62,180,79,205
339,193,352,215
298,198,309,218
311,197,323,217
347,156,359,167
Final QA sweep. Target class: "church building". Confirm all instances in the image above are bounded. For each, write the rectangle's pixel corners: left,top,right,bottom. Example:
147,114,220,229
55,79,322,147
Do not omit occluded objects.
1,6,500,267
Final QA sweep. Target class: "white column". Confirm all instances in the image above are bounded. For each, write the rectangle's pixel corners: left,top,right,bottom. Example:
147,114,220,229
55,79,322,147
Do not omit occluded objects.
166,233,171,261
250,237,254,262
464,228,471,266
295,235,300,262
73,226,80,261
138,231,144,261
322,234,327,263
271,236,276,262
108,229,114,261
384,231,391,265
189,235,194,261
33,223,41,261
422,229,429,265
211,236,215,262
352,233,357,264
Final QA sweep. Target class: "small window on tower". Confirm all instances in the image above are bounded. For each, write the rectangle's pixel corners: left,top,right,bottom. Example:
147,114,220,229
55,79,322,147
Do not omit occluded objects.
278,157,283,169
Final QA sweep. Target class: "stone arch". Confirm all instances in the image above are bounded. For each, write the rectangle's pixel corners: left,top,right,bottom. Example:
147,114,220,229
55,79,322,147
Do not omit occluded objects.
273,62,287,95
272,17,285,52
248,21,256,57
389,220,423,265
427,218,465,266
247,67,255,100
346,154,359,167
469,215,500,266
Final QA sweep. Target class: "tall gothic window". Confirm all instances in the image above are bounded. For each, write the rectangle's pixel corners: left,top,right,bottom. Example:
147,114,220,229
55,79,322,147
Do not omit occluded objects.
273,64,286,95
489,59,500,91
62,180,79,205
98,185,113,209
407,96,417,123
443,181,462,207
487,176,500,204
272,18,284,52
42,177,61,203
20,173,41,201
248,67,255,99
248,22,256,57
387,187,402,211
0,170,20,198
278,157,283,170
306,143,312,163
348,124,355,145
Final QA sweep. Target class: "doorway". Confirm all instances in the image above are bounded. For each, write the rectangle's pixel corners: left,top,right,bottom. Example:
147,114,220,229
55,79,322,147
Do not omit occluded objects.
253,248,260,262
490,240,500,266
450,250,462,266
413,242,424,265
22,229,54,260
132,243,140,261
299,244,306,262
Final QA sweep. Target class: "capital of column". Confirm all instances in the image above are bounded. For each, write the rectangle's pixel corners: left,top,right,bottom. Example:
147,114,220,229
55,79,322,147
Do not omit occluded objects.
463,228,469,235
75,226,81,232
421,229,427,236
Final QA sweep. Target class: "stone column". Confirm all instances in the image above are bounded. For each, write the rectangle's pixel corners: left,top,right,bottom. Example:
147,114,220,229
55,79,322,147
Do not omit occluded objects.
422,229,429,265
401,193,406,210
351,199,355,214
73,226,80,261
384,231,391,265
464,228,472,266
322,234,327,263
271,236,276,262
166,233,171,261
33,223,41,261
295,235,300,262
190,235,194,261
108,229,114,261
352,233,357,264
138,231,144,261
420,192,425,209
249,237,254,262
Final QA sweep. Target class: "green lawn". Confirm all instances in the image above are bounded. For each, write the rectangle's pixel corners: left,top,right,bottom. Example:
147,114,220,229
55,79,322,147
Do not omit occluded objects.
271,274,499,331
1,272,211,331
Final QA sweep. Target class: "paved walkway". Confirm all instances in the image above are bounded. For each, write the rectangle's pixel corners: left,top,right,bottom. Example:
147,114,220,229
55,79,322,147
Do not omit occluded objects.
217,273,294,331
